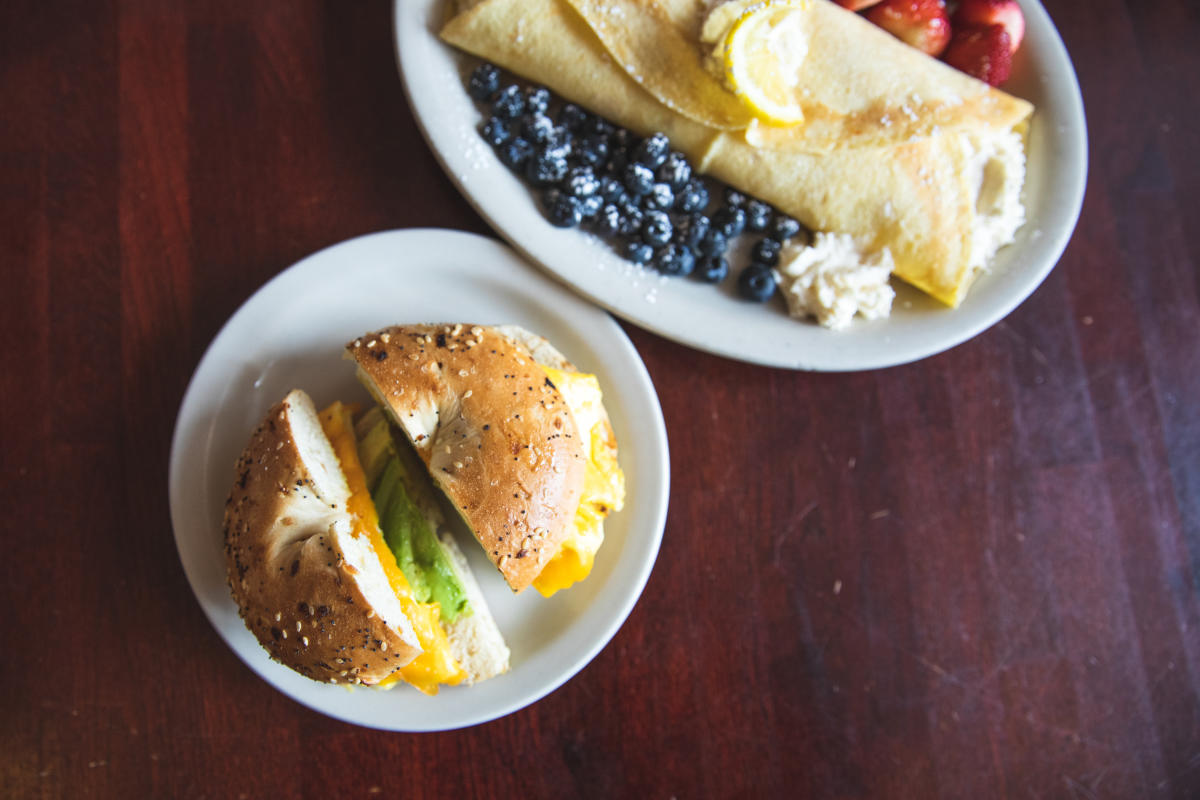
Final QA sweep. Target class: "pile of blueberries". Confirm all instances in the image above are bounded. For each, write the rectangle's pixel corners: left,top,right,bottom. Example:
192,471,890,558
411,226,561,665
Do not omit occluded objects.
466,63,808,302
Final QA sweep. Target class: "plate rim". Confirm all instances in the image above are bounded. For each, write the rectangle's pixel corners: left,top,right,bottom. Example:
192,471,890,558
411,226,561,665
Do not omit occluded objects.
394,0,1088,371
167,228,671,731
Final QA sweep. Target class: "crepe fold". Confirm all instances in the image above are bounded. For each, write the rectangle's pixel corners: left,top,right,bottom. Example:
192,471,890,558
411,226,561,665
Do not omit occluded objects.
441,0,1035,307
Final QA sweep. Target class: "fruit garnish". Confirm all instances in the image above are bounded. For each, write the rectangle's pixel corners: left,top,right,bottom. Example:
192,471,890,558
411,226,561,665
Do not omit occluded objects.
722,1,811,125
952,0,1025,53
942,24,1013,86
834,0,883,9
864,0,952,57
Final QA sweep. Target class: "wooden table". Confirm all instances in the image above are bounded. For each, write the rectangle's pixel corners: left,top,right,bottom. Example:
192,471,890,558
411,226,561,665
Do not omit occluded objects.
4,1,1198,797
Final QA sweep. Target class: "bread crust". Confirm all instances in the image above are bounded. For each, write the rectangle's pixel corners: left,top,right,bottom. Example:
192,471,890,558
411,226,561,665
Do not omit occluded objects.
223,390,423,686
347,324,587,593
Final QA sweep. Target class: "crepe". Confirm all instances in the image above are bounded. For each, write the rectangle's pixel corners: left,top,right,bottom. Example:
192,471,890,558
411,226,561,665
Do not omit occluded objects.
441,0,1035,307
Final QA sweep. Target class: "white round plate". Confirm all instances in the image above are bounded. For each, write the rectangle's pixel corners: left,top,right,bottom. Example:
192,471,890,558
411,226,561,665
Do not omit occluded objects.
395,0,1087,371
168,230,670,731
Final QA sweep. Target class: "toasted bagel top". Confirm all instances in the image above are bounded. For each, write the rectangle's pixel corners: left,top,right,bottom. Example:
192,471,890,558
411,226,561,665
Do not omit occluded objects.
347,324,587,593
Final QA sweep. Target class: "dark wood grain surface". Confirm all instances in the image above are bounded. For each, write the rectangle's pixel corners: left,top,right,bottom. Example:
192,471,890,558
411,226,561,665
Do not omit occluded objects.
3,1,1198,797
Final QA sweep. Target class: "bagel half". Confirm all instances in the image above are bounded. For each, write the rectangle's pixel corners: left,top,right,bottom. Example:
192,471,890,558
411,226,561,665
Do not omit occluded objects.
223,389,509,690
346,323,624,595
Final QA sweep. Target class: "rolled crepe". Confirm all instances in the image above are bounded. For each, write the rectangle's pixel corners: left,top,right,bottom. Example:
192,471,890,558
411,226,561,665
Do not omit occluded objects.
441,0,1034,307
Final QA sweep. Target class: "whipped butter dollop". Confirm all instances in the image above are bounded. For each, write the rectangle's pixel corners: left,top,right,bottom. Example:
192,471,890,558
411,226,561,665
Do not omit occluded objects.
775,233,895,330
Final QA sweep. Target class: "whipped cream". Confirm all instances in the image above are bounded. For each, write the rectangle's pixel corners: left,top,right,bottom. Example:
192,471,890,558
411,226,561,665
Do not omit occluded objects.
964,129,1027,277
775,233,895,330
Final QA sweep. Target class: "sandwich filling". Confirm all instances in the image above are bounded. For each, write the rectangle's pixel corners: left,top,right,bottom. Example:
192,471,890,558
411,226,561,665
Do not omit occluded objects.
318,402,465,694
532,366,626,596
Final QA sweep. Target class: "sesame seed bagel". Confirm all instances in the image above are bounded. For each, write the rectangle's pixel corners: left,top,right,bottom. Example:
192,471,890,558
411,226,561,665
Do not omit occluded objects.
346,324,588,593
223,389,423,686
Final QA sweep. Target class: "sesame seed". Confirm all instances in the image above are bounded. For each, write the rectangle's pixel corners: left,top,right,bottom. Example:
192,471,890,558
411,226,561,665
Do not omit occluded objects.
471,326,483,336
458,369,468,377
464,390,473,398
380,333,390,343
452,324,463,336
367,339,376,348
296,620,302,632
409,353,420,361
275,612,281,622
302,636,309,647
453,461,463,469
281,629,288,639
381,641,387,652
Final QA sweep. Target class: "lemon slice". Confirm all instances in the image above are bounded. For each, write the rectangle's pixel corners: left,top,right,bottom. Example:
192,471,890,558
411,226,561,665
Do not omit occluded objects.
723,1,811,126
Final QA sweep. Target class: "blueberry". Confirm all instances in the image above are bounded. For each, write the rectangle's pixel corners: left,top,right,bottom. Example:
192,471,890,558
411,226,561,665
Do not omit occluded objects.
598,176,626,204
491,84,524,120
575,134,610,168
467,64,501,102
654,243,695,277
712,206,746,239
593,204,622,237
526,149,569,186
610,128,636,150
737,265,777,302
633,132,670,169
768,214,803,241
524,86,551,115
616,204,643,236
623,162,655,196
657,152,692,190
723,188,748,209
750,237,782,267
643,182,675,211
608,145,630,175
695,255,729,283
578,194,603,219
519,112,554,145
498,137,534,169
586,116,615,137
541,137,573,163
641,210,673,248
542,189,581,228
675,178,710,214
557,103,589,132
745,200,773,233
623,240,654,265
676,213,710,251
698,229,729,258
480,117,511,147
565,166,600,197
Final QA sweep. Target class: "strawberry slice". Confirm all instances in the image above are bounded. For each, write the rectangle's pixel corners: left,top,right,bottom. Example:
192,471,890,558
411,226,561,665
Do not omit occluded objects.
835,0,884,10
942,24,1014,86
953,0,1025,53
865,0,952,57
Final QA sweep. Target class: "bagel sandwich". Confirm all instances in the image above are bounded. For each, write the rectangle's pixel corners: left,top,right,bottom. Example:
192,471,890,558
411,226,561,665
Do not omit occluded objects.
223,388,510,692
346,323,625,596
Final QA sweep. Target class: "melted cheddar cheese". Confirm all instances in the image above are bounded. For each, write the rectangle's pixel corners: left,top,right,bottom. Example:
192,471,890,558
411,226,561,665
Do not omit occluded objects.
319,402,465,693
533,368,626,597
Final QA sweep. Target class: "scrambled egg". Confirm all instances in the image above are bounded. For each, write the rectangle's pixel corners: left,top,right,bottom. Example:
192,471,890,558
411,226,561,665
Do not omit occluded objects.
532,367,626,597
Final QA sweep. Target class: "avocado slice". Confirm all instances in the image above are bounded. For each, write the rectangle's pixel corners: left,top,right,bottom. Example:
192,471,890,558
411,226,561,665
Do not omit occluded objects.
355,410,471,623
355,407,395,489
